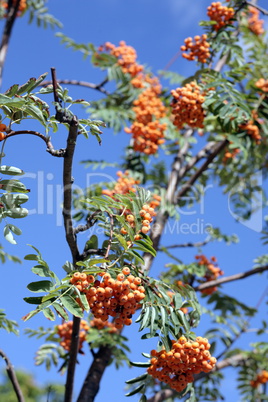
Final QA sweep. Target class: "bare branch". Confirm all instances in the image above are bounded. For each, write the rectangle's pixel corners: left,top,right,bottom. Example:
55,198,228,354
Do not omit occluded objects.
246,1,268,15
77,346,112,402
41,78,110,95
176,139,228,201
0,349,25,402
0,0,21,88
161,237,210,249
174,141,217,188
4,130,66,157
194,265,268,292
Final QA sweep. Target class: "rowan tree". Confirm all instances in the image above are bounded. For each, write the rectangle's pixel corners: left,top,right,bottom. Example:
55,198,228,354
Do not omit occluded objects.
0,1,268,402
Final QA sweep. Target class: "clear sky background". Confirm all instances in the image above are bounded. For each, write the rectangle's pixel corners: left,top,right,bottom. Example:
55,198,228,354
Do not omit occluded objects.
0,1,268,401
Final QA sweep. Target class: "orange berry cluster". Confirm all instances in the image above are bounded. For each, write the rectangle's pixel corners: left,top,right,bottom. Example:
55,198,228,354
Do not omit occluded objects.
99,41,143,79
102,170,140,198
1,0,27,16
147,336,216,392
120,195,161,239
195,255,224,295
181,34,210,63
125,76,167,155
248,6,265,36
90,317,118,333
70,268,146,330
239,120,261,144
207,2,235,31
250,370,268,388
223,147,240,163
57,320,89,352
255,78,268,92
0,123,7,141
171,82,205,130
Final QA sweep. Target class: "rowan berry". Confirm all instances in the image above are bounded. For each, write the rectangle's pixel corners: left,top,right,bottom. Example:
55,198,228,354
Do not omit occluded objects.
207,2,235,31
248,6,264,35
181,34,210,63
171,82,205,129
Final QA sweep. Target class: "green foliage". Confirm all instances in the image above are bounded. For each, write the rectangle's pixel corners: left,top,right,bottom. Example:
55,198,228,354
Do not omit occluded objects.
0,310,18,335
27,0,62,29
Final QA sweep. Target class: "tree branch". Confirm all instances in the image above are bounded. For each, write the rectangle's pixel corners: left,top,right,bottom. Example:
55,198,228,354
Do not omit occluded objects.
5,130,66,157
0,0,21,88
246,1,268,15
194,264,268,292
76,346,112,402
41,78,110,95
175,139,228,201
0,349,25,402
161,237,210,249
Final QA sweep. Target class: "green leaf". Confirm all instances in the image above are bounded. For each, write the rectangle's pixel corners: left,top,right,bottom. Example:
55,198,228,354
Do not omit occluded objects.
133,240,156,257
0,166,24,176
84,234,98,250
125,383,145,397
3,225,16,244
43,308,56,321
23,296,43,305
24,254,39,261
31,265,52,278
129,361,151,368
24,104,47,126
139,395,147,402
53,303,69,321
7,224,22,236
5,208,28,218
125,373,148,384
27,280,54,293
60,295,84,318
0,94,26,107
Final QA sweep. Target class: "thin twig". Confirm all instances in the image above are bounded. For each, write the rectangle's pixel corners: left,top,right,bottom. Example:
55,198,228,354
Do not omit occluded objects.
176,139,228,201
4,130,66,157
41,78,110,96
73,210,101,236
0,0,21,88
161,237,210,249
246,1,268,15
104,212,114,259
194,265,268,292
0,349,25,402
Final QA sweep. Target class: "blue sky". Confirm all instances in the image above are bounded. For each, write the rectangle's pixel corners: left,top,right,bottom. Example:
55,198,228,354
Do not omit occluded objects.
0,1,268,401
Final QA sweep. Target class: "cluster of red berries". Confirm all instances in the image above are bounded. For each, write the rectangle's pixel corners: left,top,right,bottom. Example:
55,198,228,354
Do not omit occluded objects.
102,170,140,198
181,34,210,63
147,336,216,393
56,320,89,352
248,6,265,36
207,2,235,31
99,41,143,79
171,82,205,130
125,75,166,154
255,78,268,92
195,255,224,295
250,370,268,388
70,268,146,330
